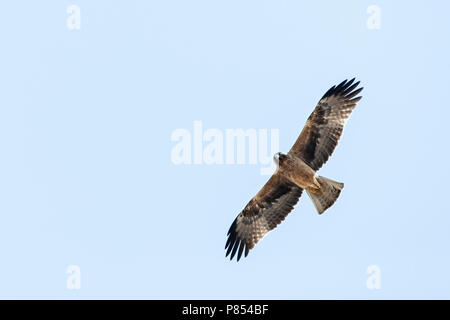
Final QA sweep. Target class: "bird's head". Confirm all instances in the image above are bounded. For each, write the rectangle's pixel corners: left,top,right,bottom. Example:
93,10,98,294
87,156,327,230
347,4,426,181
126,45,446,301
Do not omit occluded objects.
273,152,288,167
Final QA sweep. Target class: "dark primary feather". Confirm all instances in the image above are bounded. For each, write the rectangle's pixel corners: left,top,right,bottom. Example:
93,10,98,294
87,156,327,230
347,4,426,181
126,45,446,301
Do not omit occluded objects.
289,78,363,171
225,173,303,261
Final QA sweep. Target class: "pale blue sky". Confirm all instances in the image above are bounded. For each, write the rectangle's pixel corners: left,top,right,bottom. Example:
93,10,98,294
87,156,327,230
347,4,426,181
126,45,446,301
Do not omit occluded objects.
0,1,449,299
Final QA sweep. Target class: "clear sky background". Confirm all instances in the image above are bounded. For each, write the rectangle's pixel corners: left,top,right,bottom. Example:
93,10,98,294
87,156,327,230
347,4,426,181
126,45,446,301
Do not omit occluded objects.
0,1,449,299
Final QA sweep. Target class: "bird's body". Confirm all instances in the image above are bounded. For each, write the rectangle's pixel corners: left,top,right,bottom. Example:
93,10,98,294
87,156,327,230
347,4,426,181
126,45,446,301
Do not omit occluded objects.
275,152,344,214
225,78,363,261
275,152,318,190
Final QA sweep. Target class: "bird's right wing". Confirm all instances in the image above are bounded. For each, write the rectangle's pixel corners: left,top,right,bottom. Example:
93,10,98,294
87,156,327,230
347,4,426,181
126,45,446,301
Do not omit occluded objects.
225,173,303,261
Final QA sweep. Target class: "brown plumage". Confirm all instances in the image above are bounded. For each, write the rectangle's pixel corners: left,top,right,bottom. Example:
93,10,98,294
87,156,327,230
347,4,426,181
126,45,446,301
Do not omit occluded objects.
225,78,363,261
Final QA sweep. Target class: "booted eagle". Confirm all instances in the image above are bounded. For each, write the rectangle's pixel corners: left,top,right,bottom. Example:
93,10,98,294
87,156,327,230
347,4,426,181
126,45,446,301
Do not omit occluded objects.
225,78,363,261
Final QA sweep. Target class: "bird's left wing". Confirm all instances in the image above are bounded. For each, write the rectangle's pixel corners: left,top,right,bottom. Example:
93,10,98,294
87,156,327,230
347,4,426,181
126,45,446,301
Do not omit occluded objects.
289,78,363,171
225,173,303,261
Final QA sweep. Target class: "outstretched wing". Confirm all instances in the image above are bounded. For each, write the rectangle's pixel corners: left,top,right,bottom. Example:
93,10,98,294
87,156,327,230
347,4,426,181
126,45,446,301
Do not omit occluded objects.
289,78,363,171
225,173,303,261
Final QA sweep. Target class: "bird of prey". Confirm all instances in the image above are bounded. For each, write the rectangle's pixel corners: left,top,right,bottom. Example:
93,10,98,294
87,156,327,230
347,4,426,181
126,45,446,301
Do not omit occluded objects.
225,78,363,261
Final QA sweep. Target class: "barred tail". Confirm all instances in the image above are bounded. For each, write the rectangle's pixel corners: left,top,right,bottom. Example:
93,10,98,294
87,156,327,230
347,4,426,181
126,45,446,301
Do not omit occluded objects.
306,176,344,214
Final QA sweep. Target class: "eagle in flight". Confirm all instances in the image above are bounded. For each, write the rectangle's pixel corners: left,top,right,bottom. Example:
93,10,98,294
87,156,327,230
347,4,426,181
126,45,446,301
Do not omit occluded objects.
225,78,363,261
